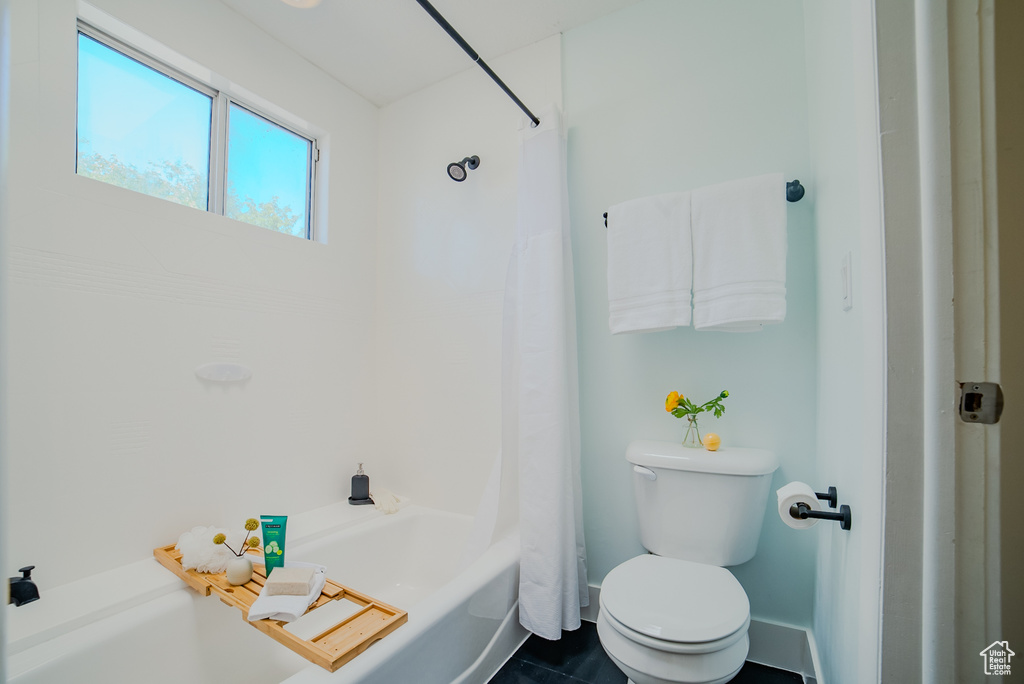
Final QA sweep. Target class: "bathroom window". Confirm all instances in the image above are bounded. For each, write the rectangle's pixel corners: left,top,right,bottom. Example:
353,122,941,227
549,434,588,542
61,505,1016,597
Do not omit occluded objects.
225,103,312,238
76,22,317,239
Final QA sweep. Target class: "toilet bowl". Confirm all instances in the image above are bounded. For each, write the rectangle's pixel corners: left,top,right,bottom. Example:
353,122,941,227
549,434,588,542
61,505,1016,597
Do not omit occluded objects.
597,555,750,684
596,441,778,684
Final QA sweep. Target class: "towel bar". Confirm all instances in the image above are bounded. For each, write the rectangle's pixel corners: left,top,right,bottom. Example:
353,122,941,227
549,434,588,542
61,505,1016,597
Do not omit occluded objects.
602,179,805,227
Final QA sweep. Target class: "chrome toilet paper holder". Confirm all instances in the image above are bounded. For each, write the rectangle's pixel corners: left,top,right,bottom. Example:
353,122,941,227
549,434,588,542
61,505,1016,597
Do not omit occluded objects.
790,486,852,531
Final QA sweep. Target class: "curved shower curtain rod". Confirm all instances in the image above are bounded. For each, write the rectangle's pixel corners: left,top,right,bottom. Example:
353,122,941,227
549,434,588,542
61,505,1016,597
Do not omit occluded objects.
414,0,541,127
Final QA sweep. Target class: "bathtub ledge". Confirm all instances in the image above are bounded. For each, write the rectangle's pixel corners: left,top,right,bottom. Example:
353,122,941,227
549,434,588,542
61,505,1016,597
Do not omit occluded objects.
5,557,181,656
285,497,411,547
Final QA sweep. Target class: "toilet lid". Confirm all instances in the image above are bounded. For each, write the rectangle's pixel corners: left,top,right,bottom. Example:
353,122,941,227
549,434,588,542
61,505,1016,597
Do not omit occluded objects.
601,555,749,644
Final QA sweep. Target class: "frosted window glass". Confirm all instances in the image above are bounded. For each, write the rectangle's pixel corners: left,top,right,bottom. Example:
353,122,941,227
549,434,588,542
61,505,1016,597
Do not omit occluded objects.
76,32,212,209
226,103,311,238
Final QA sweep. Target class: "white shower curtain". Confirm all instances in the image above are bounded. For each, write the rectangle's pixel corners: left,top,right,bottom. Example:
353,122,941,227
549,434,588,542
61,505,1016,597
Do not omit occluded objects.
505,104,588,640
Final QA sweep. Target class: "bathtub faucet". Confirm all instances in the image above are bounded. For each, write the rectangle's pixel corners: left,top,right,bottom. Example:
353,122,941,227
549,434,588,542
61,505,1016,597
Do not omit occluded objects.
9,565,40,606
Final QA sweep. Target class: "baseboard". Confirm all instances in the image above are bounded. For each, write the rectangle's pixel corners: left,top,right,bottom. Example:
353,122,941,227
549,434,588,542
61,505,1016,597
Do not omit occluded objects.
802,627,824,684
580,583,601,623
746,619,820,682
582,584,821,683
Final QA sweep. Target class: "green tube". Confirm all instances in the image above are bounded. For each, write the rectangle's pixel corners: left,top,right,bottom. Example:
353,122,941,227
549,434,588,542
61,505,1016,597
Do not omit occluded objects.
260,515,287,576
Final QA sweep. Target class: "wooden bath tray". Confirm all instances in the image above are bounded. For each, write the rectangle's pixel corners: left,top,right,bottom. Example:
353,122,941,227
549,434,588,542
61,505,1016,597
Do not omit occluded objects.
153,544,407,672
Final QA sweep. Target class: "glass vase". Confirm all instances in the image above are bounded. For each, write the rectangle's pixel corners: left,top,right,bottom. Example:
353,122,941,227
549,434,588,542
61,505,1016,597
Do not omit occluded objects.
681,414,702,448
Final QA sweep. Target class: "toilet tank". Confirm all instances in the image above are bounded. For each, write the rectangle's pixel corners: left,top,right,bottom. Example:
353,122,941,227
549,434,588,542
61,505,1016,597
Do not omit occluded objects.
626,440,779,566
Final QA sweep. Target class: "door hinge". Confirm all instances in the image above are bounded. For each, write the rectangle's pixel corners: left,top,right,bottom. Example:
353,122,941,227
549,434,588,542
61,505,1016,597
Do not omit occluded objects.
958,382,1004,424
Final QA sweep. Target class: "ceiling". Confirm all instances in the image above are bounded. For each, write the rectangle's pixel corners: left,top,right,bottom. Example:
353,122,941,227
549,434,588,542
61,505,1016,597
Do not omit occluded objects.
219,0,642,107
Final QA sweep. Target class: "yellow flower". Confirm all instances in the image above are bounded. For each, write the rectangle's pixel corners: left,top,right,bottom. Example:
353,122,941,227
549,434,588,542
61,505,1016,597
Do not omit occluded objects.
213,533,226,545
665,391,681,412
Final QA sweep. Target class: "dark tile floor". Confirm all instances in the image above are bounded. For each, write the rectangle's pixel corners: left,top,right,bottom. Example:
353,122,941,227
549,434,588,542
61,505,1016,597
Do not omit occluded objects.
488,621,805,684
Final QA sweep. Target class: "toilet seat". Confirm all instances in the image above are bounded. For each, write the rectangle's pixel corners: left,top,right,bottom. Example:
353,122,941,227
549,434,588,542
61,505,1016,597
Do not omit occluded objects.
600,604,750,655
596,555,751,684
597,610,748,684
600,555,750,646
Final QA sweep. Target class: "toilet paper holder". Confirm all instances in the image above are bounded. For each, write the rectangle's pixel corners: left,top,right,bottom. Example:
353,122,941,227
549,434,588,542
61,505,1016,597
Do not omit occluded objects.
815,486,838,508
790,486,852,531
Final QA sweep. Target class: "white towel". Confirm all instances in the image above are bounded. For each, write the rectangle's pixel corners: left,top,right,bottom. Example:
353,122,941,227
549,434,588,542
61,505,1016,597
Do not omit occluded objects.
691,173,787,332
176,525,241,574
606,191,692,334
371,488,400,515
247,561,327,623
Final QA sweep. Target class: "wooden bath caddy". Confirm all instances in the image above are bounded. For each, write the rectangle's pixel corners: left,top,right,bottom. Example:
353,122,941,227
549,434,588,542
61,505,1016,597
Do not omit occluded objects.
153,544,407,672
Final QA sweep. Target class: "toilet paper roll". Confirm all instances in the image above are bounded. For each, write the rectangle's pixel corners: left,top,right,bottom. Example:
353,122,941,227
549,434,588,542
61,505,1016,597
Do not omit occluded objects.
777,481,820,529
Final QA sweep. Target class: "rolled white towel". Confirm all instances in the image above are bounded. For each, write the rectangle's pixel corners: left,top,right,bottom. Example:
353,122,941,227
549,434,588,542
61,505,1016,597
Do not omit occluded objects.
247,561,327,623
371,489,400,515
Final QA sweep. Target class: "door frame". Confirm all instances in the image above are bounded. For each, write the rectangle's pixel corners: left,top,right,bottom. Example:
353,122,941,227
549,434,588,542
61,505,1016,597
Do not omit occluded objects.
1,0,11,679
875,1,1004,681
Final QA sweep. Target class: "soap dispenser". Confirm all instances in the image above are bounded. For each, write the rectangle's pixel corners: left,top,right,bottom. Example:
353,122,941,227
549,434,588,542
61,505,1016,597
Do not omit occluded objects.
349,463,373,505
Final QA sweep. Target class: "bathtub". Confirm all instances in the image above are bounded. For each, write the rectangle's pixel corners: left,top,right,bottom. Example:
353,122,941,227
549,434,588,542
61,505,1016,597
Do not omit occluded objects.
6,505,527,684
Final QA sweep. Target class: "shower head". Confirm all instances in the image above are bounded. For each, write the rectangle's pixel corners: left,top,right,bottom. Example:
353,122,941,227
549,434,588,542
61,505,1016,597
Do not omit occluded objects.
447,155,480,182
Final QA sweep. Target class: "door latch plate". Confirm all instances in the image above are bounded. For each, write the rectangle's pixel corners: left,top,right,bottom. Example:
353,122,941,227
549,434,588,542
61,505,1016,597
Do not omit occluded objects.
958,382,1004,424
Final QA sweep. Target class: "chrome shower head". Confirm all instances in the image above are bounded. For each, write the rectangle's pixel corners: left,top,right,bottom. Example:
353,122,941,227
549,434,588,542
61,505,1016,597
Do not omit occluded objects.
447,155,480,182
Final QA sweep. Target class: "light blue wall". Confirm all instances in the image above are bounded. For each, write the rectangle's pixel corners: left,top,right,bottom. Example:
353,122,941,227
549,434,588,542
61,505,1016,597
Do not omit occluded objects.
564,0,818,626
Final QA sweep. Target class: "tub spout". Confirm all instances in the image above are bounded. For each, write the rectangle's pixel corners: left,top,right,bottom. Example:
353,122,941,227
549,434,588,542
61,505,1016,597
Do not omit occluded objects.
9,565,40,606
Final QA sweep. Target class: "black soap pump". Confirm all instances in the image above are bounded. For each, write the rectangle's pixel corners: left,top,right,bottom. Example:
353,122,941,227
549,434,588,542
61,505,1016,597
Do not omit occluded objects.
349,463,373,505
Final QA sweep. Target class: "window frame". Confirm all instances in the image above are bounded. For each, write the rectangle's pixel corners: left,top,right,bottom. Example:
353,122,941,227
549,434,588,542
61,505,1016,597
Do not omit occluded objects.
76,19,319,240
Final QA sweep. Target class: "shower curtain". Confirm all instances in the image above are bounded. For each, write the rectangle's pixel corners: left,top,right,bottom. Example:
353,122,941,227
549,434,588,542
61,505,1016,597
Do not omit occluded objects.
505,104,588,640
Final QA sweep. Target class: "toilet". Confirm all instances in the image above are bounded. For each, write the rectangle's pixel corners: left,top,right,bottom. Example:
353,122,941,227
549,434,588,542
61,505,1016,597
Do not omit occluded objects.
596,440,779,684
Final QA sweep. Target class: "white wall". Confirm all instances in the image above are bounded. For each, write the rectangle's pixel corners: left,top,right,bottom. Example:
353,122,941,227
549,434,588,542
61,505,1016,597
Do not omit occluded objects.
5,0,379,589
803,1,885,681
563,0,818,626
372,36,562,513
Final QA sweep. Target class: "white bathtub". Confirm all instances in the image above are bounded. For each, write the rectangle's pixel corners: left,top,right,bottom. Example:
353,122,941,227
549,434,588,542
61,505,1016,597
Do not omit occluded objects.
6,505,527,684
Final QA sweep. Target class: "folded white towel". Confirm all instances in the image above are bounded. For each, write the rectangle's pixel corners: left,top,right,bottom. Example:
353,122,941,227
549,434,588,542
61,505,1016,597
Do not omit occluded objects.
371,488,400,515
247,561,327,623
606,191,692,334
691,173,787,332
